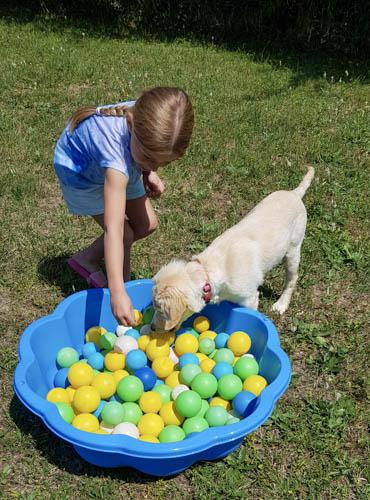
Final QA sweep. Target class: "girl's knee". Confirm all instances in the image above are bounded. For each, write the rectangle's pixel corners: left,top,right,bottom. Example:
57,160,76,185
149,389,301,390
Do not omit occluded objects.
135,214,158,240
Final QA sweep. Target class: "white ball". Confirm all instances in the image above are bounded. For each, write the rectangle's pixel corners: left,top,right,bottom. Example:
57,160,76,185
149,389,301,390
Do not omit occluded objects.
171,384,189,401
100,422,115,434
112,422,139,439
242,353,255,359
140,324,152,336
114,336,138,354
169,348,179,365
116,325,133,337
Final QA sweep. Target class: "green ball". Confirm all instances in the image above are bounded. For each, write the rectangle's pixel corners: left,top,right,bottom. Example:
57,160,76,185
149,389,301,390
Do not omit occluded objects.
227,416,241,425
56,347,79,368
180,328,199,339
182,416,209,435
122,402,142,424
209,350,217,359
93,369,101,376
101,349,112,357
55,402,74,424
191,373,218,399
117,375,144,402
175,390,202,417
205,406,228,427
195,399,209,418
199,338,215,355
101,401,125,426
213,348,234,364
100,332,117,350
233,357,259,381
159,425,186,443
217,374,243,400
153,384,172,404
180,363,202,385
142,306,155,325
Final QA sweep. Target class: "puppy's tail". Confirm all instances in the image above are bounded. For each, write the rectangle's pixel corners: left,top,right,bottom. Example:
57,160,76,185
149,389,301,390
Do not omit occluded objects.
294,166,315,198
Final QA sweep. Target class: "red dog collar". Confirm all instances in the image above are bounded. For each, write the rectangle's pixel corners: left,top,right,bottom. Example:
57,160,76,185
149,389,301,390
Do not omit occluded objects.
202,282,212,303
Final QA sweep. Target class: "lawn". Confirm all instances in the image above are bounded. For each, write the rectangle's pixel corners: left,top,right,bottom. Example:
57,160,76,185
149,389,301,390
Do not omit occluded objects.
0,6,369,499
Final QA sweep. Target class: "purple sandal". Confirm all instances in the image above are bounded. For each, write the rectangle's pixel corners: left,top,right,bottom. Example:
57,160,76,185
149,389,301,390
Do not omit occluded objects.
67,257,108,288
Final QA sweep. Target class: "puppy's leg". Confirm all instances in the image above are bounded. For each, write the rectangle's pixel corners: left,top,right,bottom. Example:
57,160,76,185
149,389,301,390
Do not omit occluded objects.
272,243,301,314
240,290,259,310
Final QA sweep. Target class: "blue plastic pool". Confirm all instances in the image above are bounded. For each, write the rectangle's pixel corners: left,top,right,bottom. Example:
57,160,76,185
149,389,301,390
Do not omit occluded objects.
14,279,291,476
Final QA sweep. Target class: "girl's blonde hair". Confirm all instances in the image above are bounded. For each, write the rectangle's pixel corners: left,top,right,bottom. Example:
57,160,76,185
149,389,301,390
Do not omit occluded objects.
69,87,194,163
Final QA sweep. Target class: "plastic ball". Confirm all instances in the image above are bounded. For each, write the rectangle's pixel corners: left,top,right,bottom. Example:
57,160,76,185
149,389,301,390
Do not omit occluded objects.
243,375,267,396
227,416,241,425
212,361,234,380
56,347,79,368
133,309,143,326
92,400,106,419
195,399,209,418
180,363,202,385
101,401,125,425
199,330,217,341
116,325,132,337
125,349,147,371
210,396,231,411
213,348,234,365
142,305,155,325
139,391,162,413
233,356,259,381
139,324,152,336
191,373,218,399
182,416,209,435
112,422,139,438
114,336,138,354
171,384,189,401
73,386,101,413
153,384,172,404
125,329,140,341
232,356,240,366
154,379,164,386
175,390,202,418
169,348,179,365
200,358,216,373
100,421,114,433
199,338,215,355
91,373,117,399
72,413,99,432
100,332,117,350
217,374,243,400
82,342,99,359
116,375,144,402
87,352,105,371
159,401,184,425
195,353,208,364
205,406,228,427
174,334,199,356
232,390,256,417
122,402,142,424
112,369,129,384
110,394,123,403
55,402,75,423
179,353,199,368
67,362,94,389
104,352,125,372
140,434,159,443
193,316,210,333
151,356,174,379
227,331,251,356
138,335,151,351
165,371,181,388
159,425,185,443
54,367,69,388
134,366,157,391
138,413,164,437
85,326,106,346
215,332,230,349
146,338,170,361
65,386,76,403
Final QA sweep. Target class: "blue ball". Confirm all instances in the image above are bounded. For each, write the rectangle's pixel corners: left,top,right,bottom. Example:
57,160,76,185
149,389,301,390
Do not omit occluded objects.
215,332,230,349
232,391,257,417
154,379,164,386
125,349,147,371
212,361,233,380
125,329,140,340
93,400,106,419
109,394,123,403
82,342,99,358
179,353,200,368
87,352,105,371
134,367,157,391
54,367,69,388
75,343,84,356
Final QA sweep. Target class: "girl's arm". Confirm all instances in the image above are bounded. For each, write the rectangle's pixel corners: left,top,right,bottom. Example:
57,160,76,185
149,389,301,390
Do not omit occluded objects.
104,168,135,326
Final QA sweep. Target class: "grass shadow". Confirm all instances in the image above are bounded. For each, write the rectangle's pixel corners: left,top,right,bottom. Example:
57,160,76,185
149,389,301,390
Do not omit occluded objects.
37,254,90,296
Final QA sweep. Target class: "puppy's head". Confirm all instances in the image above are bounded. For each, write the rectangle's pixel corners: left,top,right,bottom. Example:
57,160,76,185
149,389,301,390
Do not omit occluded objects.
151,260,203,331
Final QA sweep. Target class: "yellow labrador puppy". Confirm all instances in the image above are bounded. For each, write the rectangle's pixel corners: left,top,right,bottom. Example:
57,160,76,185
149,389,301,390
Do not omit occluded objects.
152,167,314,331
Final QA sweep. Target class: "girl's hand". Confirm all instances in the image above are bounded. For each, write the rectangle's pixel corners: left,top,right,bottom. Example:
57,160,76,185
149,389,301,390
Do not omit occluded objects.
143,171,165,198
110,290,136,326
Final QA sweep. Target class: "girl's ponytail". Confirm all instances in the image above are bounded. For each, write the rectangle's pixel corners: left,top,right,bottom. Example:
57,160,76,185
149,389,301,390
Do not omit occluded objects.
69,104,128,132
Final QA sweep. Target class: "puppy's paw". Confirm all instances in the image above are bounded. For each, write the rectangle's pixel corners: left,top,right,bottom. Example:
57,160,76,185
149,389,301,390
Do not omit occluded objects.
271,299,288,315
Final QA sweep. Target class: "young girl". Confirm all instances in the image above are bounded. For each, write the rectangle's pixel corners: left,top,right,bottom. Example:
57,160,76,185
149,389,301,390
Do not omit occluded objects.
54,87,194,326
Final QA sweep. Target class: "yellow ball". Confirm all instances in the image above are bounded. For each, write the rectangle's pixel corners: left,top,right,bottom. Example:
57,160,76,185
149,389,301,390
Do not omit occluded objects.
146,338,170,361
112,369,129,384
134,309,143,325
193,316,210,333
104,352,125,371
210,397,231,411
227,331,251,356
151,356,174,378
165,370,181,388
91,373,117,399
138,413,164,437
232,356,240,366
195,353,208,363
174,334,199,356
139,391,162,413
139,434,159,443
243,374,267,396
85,326,106,347
200,358,216,373
159,401,184,425
67,362,94,389
46,387,70,404
164,331,176,345
138,335,151,351
94,429,108,434
73,386,101,413
199,330,217,341
72,413,99,433
65,386,76,403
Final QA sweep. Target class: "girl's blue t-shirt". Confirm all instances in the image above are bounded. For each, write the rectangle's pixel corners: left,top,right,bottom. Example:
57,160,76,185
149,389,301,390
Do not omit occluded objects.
54,101,141,189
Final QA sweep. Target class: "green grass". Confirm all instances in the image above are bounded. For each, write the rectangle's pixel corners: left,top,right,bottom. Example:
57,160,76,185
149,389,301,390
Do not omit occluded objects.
0,8,369,500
